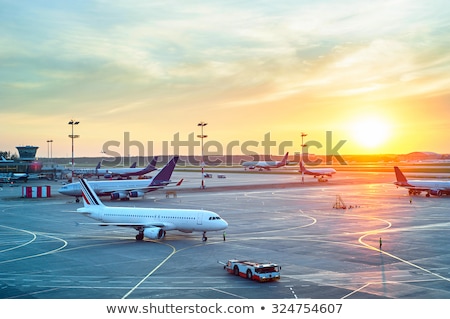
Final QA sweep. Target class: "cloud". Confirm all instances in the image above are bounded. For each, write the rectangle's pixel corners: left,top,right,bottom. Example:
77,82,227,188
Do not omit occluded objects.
1,0,450,155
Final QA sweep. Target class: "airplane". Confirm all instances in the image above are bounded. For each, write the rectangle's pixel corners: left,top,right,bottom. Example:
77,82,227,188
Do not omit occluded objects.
76,178,228,241
71,158,158,179
99,157,158,179
394,166,450,197
299,161,336,182
0,172,29,182
59,156,182,202
0,156,14,163
71,162,102,178
241,152,289,171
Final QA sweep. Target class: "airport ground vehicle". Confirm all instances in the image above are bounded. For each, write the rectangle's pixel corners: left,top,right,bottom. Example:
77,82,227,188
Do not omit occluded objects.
223,259,281,282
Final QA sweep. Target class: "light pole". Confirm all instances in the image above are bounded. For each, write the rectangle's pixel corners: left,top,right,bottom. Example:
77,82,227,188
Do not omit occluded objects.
68,120,80,179
197,121,207,189
46,139,53,163
301,132,307,183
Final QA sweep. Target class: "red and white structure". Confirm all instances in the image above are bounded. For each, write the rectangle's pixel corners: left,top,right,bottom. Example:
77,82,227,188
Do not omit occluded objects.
22,185,51,198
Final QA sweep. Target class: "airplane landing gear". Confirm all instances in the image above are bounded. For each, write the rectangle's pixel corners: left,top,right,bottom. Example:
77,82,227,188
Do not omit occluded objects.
136,231,144,241
202,231,208,242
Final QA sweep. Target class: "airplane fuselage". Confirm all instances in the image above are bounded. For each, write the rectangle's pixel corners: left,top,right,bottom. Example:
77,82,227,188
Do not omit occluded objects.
59,179,159,197
242,152,289,170
78,206,228,233
396,180,450,196
99,167,156,178
303,168,336,177
243,161,282,168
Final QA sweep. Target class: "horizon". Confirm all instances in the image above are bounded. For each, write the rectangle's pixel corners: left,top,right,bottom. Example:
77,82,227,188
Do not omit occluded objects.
6,151,450,165
1,1,449,157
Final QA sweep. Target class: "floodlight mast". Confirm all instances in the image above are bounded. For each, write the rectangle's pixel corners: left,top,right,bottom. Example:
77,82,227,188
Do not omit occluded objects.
301,132,307,183
68,120,80,179
197,122,208,189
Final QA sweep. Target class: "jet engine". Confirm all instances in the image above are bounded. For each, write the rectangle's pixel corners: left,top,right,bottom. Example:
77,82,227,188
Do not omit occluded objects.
144,228,165,239
429,189,443,196
129,190,145,198
110,192,128,200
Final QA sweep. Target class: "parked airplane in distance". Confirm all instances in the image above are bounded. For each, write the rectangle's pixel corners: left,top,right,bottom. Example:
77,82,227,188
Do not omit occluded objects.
70,162,101,178
242,152,289,171
100,156,158,179
0,172,28,182
299,161,336,182
77,178,228,241
72,158,158,179
0,156,14,163
59,156,181,202
394,166,450,197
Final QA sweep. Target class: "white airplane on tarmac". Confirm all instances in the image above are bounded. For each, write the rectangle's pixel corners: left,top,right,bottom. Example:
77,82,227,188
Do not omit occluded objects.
241,152,290,171
394,166,450,197
299,161,336,182
59,156,182,202
77,178,228,241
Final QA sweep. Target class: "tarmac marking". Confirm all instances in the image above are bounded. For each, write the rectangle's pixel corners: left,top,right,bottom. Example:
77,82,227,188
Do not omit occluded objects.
342,283,371,299
289,286,298,299
0,224,37,253
357,228,450,291
121,241,177,299
0,231,67,265
209,287,247,298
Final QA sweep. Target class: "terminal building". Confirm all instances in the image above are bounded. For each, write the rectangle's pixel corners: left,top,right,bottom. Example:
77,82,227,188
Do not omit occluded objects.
0,146,42,174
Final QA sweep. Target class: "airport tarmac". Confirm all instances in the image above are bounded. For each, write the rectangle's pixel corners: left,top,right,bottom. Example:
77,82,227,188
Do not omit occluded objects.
1,168,450,299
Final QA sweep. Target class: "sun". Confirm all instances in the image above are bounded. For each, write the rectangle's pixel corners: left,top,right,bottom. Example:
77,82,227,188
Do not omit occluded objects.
351,117,391,149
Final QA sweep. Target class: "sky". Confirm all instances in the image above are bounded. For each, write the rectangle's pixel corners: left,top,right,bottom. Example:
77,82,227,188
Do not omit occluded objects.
1,0,450,159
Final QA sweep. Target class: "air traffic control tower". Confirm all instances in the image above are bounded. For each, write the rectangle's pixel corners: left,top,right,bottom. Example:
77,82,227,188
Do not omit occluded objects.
16,146,39,161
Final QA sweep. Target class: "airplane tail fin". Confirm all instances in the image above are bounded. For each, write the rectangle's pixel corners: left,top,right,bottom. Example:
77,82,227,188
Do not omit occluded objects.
299,160,307,173
279,152,289,166
79,178,104,207
95,162,101,170
150,156,179,186
137,157,159,175
129,161,137,168
394,166,409,186
149,156,159,168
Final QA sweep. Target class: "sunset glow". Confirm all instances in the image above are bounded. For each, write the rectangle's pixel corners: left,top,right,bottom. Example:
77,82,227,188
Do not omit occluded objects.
1,1,449,158
351,117,392,149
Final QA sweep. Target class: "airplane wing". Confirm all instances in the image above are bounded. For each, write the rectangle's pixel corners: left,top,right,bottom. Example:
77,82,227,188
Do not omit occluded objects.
96,179,182,195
